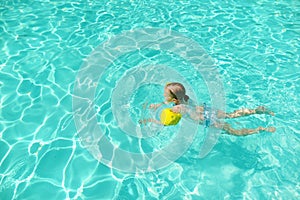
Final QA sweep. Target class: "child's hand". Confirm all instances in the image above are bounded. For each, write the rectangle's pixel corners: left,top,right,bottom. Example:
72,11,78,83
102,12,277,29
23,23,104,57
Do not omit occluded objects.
139,119,147,125
149,103,161,109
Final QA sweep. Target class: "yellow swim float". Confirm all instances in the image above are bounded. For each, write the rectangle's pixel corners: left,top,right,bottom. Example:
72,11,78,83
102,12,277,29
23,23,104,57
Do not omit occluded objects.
160,108,182,126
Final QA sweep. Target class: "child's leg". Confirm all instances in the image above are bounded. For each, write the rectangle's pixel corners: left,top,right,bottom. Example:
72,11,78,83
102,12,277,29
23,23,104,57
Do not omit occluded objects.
214,122,276,136
217,106,275,119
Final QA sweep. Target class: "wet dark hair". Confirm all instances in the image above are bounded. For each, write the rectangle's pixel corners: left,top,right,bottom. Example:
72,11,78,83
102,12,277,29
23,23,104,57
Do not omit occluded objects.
165,82,189,103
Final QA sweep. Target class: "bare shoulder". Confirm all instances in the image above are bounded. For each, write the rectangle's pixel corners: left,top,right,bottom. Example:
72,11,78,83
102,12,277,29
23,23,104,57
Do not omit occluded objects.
172,104,189,114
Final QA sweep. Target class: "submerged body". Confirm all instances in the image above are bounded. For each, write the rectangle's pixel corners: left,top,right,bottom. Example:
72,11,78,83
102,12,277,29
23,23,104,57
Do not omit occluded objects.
141,82,276,136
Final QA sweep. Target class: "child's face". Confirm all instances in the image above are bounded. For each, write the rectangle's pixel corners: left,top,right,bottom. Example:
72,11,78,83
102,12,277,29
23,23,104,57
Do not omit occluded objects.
164,88,174,102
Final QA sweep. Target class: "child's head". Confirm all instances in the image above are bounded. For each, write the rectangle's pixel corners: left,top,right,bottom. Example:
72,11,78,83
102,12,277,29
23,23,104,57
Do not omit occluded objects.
164,82,189,104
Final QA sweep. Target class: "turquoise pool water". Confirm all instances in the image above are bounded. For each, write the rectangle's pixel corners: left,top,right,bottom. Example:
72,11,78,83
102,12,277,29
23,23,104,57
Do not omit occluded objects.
1,0,299,199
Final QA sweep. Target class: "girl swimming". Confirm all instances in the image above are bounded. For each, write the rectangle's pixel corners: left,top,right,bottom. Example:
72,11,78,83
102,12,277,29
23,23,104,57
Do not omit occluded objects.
141,82,276,136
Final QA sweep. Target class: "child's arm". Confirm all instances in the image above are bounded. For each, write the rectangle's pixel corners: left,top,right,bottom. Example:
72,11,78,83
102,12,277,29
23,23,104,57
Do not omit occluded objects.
149,101,169,109
171,104,189,114
139,118,163,125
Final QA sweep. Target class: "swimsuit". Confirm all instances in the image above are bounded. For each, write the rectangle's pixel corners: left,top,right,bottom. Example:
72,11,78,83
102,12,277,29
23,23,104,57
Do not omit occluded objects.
203,103,217,128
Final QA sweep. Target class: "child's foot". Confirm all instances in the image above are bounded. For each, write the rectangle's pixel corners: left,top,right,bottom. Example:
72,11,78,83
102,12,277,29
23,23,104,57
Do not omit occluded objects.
266,126,276,132
255,106,275,116
258,126,276,133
